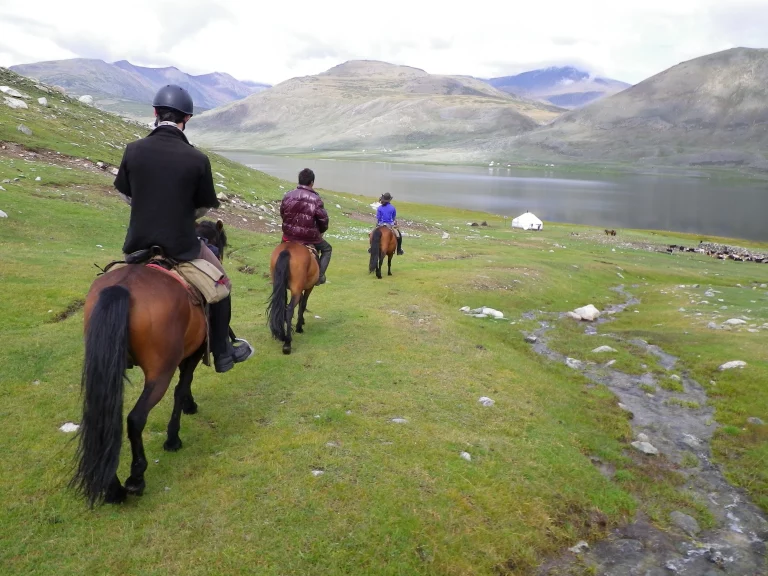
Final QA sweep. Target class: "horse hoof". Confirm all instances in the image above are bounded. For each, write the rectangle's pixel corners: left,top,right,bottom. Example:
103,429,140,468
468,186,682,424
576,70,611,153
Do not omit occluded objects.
388,272,392,276
104,483,128,504
282,345,291,355
164,438,183,452
124,478,145,497
296,326,304,334
182,401,198,415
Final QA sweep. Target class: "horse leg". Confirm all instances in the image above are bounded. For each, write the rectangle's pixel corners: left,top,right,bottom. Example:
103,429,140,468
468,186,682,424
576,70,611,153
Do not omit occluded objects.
165,347,205,452
296,289,313,334
124,368,174,496
104,475,128,504
283,294,298,354
387,253,393,276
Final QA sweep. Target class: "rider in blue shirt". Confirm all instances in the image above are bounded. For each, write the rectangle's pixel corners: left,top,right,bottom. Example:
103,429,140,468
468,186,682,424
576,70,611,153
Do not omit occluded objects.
373,193,404,255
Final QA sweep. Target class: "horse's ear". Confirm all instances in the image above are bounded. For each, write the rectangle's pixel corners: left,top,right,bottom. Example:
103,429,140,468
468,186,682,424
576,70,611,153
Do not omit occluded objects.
216,219,224,231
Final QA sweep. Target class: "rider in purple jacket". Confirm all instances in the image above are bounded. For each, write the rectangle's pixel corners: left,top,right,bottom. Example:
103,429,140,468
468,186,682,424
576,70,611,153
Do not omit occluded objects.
373,193,404,255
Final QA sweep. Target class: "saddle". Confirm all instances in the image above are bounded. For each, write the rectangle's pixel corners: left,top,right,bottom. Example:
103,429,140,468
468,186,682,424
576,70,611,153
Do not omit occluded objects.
98,246,229,368
304,243,320,264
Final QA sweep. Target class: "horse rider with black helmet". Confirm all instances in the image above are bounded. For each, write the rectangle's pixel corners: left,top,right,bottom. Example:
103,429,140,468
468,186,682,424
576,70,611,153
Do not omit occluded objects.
113,84,253,373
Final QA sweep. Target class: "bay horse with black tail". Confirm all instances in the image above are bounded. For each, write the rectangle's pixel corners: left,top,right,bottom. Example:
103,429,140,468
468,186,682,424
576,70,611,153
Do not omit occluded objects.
70,225,233,507
266,242,319,354
369,225,397,279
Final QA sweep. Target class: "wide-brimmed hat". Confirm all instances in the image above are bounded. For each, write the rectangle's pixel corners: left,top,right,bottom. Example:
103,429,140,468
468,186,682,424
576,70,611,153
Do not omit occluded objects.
380,193,393,201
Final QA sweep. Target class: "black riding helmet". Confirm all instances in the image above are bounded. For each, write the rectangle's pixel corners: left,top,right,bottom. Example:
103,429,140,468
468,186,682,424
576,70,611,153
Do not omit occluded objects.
152,84,194,116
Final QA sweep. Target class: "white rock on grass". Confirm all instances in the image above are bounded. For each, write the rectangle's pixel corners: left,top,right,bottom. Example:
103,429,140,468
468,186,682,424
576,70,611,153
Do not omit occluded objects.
0,210,7,218
59,422,79,433
718,361,747,371
631,441,659,455
78,94,94,105
724,318,747,326
311,470,325,477
442,232,450,239
478,397,495,407
636,433,650,443
566,357,584,369
4,97,28,109
571,304,601,321
568,541,589,554
17,124,32,136
37,97,48,106
592,346,616,353
460,451,472,462
391,418,408,424
0,86,24,97
459,306,470,312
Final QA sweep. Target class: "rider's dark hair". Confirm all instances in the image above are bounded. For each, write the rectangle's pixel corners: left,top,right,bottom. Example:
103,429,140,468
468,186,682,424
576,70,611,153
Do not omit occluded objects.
155,107,187,124
298,168,315,186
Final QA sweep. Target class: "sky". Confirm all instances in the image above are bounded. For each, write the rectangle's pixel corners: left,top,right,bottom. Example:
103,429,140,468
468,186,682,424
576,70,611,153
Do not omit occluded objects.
1,0,767,85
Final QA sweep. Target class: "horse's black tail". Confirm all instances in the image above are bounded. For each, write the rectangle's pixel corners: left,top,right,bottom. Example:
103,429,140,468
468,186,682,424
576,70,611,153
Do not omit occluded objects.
70,285,130,507
267,250,290,341
369,228,382,273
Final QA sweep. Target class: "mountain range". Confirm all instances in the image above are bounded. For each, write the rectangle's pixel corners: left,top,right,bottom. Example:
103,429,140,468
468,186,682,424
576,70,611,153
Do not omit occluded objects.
487,66,631,108
506,47,768,171
10,48,768,173
187,60,564,154
9,58,270,116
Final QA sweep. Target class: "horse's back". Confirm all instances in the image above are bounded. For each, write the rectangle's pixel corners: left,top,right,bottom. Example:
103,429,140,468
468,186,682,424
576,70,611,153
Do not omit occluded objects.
86,265,205,368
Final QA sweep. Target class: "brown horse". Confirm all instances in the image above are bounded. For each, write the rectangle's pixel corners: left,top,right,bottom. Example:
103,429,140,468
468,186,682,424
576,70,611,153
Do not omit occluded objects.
369,225,397,279
266,242,319,354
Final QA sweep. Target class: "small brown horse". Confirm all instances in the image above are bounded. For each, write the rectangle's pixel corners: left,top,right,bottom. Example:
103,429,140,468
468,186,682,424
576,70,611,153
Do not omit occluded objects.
71,262,208,507
604,229,617,236
266,242,319,354
369,225,397,279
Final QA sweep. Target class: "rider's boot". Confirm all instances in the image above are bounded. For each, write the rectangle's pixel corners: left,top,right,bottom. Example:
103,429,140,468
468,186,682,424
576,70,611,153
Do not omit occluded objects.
396,233,404,255
209,296,252,373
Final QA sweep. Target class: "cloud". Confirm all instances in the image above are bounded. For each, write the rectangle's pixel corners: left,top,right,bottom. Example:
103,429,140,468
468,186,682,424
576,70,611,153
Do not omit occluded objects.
2,0,768,85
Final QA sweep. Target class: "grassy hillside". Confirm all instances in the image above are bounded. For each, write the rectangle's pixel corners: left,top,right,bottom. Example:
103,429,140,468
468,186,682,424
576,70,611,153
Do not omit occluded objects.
1,66,766,575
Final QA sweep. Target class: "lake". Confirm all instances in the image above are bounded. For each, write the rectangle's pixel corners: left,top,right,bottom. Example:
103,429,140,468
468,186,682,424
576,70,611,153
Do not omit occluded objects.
218,152,768,242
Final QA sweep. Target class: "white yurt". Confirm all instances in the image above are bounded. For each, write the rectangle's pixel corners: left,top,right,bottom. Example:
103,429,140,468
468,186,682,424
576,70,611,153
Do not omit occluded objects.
511,212,543,231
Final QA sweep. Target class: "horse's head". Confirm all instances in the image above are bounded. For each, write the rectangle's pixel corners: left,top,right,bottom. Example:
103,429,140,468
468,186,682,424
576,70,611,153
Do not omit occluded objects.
196,219,228,261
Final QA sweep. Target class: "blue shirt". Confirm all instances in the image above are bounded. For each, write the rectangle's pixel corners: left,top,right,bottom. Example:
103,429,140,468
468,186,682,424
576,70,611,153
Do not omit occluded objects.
377,203,396,224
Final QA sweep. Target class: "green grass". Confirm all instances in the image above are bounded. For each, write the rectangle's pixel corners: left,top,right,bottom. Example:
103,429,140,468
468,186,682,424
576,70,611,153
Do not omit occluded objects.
1,66,767,574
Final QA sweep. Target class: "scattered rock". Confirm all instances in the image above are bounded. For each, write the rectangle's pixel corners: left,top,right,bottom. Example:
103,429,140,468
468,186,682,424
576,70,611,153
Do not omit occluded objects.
524,335,538,344
618,403,632,412
459,306,470,312
59,422,79,433
391,418,408,424
707,322,719,330
718,360,747,371
478,397,495,407
747,417,764,426
441,232,450,239
568,541,589,554
636,433,650,443
566,357,583,370
311,470,324,477
0,210,7,218
670,375,681,382
592,346,616,353
571,304,601,321
216,192,228,201
724,318,747,326
566,311,582,320
631,441,659,455
78,94,94,105
326,441,340,448
37,97,48,106
605,360,617,367
17,124,32,136
35,176,41,182
463,306,504,319
460,451,472,462
0,86,24,97
109,167,118,176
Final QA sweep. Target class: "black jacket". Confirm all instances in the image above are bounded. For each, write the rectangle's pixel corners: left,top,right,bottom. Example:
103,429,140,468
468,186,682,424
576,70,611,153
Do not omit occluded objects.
115,126,219,261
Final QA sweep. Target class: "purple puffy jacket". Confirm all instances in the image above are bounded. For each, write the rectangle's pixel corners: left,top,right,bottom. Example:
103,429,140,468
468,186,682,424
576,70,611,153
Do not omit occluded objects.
280,185,329,244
